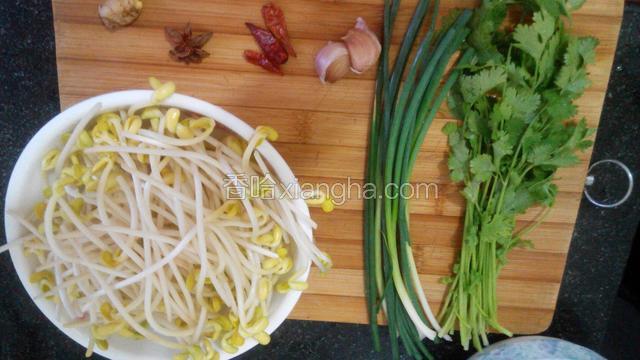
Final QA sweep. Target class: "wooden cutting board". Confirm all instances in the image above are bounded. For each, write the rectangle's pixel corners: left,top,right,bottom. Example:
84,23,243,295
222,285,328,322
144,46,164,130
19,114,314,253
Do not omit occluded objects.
52,0,623,334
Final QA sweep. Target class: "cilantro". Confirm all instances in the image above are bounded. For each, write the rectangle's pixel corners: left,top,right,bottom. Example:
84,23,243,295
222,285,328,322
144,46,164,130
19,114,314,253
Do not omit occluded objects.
440,0,597,350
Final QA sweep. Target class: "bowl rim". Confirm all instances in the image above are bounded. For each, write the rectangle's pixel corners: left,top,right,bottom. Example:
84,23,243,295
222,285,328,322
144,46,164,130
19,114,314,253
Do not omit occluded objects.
3,90,312,360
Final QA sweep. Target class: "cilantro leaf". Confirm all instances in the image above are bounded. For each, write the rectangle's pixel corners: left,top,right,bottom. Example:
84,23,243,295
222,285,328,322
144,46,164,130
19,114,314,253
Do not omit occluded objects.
563,69,591,95
528,144,555,164
513,10,556,61
506,62,532,87
543,151,579,166
565,0,586,11
459,67,507,104
502,186,535,214
447,85,467,120
577,37,598,64
468,0,508,62
462,180,481,204
480,214,514,245
439,276,454,285
444,123,470,183
537,32,562,85
536,0,569,17
466,110,490,138
562,117,590,150
492,131,513,167
442,121,459,135
470,154,496,181
544,90,577,121
489,101,509,131
556,36,598,97
464,230,479,247
577,139,594,150
503,105,530,147
502,87,541,122
530,181,558,206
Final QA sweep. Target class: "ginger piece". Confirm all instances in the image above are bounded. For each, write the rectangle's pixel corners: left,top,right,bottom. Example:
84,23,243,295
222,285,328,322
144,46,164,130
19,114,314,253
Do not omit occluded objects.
98,0,143,30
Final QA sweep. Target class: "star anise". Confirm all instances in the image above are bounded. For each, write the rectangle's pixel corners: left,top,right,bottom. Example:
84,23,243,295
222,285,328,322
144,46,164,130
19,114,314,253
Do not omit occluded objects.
165,23,213,64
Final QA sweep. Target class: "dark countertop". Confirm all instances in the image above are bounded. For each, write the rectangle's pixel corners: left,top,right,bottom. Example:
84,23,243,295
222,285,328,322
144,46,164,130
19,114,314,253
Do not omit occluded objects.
1,2,639,360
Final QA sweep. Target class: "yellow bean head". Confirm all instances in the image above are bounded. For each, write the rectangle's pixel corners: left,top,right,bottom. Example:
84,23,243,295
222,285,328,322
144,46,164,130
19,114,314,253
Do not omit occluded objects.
152,81,176,103
258,278,270,301
95,339,109,351
256,126,278,142
322,198,335,212
165,108,180,133
141,107,163,120
176,121,194,139
77,130,94,149
33,202,46,220
276,247,288,258
148,77,162,90
254,332,271,345
223,136,245,156
189,117,214,131
41,149,60,172
29,270,54,284
125,116,143,134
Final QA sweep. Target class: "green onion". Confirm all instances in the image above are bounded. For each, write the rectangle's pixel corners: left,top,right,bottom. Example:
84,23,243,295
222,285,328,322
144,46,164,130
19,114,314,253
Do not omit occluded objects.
364,1,473,358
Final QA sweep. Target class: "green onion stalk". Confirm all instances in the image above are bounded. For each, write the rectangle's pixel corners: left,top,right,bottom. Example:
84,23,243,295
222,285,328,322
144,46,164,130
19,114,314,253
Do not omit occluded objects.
363,1,474,358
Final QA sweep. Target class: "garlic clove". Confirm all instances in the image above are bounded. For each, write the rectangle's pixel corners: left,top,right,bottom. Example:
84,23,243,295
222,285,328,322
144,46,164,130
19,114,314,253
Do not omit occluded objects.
315,41,351,84
342,17,381,74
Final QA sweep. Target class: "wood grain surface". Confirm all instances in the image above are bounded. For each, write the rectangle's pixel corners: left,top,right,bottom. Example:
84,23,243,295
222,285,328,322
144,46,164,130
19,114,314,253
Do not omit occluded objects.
52,0,624,333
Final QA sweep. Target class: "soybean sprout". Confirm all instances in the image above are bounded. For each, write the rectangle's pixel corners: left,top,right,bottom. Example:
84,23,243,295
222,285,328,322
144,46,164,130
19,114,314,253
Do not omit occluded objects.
4,79,332,359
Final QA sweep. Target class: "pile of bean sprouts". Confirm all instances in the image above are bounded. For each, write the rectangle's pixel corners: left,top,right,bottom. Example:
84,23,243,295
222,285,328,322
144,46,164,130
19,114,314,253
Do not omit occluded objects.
3,79,332,359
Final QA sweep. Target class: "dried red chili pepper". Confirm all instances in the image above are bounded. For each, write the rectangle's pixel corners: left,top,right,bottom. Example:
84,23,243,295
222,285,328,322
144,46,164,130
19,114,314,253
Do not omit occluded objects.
245,22,288,65
261,2,296,57
243,50,283,75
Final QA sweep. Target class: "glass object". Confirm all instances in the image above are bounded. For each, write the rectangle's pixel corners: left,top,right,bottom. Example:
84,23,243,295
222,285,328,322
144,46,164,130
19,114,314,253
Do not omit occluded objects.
584,159,633,208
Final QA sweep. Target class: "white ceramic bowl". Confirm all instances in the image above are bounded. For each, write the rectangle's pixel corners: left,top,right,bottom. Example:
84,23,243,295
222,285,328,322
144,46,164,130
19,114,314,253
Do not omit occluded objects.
3,90,312,360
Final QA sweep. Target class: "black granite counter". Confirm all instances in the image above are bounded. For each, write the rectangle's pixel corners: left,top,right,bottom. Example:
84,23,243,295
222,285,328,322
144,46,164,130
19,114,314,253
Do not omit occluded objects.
1,1,639,360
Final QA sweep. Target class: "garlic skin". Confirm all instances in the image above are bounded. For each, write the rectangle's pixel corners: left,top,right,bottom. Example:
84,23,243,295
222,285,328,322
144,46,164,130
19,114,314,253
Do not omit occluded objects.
342,17,381,74
315,41,351,84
